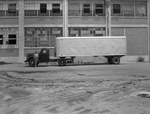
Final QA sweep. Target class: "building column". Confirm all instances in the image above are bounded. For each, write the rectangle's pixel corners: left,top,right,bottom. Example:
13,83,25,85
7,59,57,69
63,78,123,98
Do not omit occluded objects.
148,0,150,62
19,0,24,63
63,0,68,37
105,0,111,36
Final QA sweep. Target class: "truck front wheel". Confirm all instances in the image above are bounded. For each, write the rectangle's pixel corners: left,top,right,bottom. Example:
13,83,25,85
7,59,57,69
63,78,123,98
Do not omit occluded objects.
28,59,35,67
58,59,66,66
111,56,120,64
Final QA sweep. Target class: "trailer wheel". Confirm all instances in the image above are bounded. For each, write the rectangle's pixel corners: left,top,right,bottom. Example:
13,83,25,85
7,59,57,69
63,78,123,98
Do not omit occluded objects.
58,59,66,66
111,56,120,64
28,59,35,67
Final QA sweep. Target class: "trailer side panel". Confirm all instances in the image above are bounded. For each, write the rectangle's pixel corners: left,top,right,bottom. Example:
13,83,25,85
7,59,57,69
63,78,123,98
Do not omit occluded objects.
56,36,126,57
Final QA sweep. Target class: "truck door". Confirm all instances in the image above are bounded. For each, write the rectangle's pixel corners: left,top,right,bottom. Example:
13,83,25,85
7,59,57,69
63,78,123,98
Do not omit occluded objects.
39,48,49,62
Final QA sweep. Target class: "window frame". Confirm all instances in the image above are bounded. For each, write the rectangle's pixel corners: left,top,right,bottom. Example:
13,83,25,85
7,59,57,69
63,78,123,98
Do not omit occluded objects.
8,3,17,13
123,2,134,17
0,3,5,17
25,27,63,47
7,34,17,45
7,3,18,16
94,3,105,16
51,3,61,16
112,1,147,17
68,2,81,16
0,35,3,45
135,1,147,17
112,4,121,15
82,3,92,16
40,3,47,14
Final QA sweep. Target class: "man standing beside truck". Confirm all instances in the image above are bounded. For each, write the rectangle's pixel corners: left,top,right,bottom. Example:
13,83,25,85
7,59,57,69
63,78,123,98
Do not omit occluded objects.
34,51,39,67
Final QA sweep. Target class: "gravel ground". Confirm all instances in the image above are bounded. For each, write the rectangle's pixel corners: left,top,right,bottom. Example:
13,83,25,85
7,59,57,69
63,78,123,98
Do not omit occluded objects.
0,62,150,114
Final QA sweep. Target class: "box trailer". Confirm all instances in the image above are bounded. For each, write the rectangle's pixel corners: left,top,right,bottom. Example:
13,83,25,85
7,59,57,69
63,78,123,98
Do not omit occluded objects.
56,36,126,66
25,36,126,66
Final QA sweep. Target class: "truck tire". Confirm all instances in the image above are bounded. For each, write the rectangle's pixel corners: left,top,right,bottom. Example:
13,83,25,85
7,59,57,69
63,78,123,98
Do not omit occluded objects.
111,56,120,64
28,59,35,67
58,59,66,66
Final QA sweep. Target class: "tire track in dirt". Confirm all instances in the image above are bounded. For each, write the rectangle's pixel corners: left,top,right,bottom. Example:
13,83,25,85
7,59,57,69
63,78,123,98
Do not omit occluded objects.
1,71,150,114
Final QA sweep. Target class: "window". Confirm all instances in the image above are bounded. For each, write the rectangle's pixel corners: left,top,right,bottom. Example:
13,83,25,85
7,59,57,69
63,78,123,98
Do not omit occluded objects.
25,28,62,47
7,3,18,16
135,2,147,17
113,4,121,14
0,35,3,44
68,2,80,16
40,3,47,13
8,4,16,13
0,3,5,17
94,28,106,36
83,4,91,16
0,28,18,46
69,28,80,37
38,3,49,16
24,0,38,16
8,34,16,44
112,1,147,17
51,3,61,16
68,27,106,37
123,2,134,16
94,4,104,16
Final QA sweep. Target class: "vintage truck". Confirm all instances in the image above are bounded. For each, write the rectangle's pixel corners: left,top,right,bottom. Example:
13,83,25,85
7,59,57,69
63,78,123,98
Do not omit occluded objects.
25,36,126,66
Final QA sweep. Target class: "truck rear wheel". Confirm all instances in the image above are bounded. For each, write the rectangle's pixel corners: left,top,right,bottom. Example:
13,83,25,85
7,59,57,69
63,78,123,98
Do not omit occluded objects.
29,59,35,67
111,56,120,64
58,59,66,66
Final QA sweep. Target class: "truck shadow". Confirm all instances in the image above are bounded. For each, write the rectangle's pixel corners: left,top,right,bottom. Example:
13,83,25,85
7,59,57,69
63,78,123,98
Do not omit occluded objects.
25,63,123,68
65,63,122,67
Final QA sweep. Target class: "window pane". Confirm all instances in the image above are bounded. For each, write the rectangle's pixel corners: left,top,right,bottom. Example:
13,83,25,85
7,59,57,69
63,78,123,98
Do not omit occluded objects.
69,28,80,37
83,4,92,16
68,2,80,16
8,4,16,13
25,28,62,47
38,3,49,16
0,3,5,17
94,4,104,16
51,3,61,16
24,1,38,16
123,2,134,16
135,2,147,17
113,4,121,14
6,3,18,16
40,3,47,13
69,27,106,37
0,35,3,44
8,34,16,44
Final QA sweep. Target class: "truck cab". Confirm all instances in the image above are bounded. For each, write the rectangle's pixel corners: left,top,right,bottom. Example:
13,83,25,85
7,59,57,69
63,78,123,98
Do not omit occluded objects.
25,48,50,67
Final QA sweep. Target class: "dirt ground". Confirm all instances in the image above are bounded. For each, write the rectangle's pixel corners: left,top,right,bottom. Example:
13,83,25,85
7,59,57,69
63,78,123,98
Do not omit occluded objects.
0,62,150,114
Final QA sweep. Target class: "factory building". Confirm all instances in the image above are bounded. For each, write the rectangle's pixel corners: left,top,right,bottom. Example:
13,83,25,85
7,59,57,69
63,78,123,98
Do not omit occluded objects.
0,0,149,63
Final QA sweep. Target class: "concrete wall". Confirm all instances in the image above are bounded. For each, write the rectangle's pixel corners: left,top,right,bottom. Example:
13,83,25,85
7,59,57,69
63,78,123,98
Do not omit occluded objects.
0,49,19,57
0,18,18,25
112,27,148,56
69,17,106,25
24,17,63,25
112,18,148,25
0,0,149,63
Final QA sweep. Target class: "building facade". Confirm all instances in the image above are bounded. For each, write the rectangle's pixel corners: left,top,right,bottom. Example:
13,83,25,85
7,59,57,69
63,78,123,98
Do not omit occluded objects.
0,0,149,63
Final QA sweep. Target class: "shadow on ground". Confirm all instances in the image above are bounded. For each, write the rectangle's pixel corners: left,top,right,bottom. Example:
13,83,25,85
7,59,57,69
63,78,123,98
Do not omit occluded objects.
0,62,12,65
